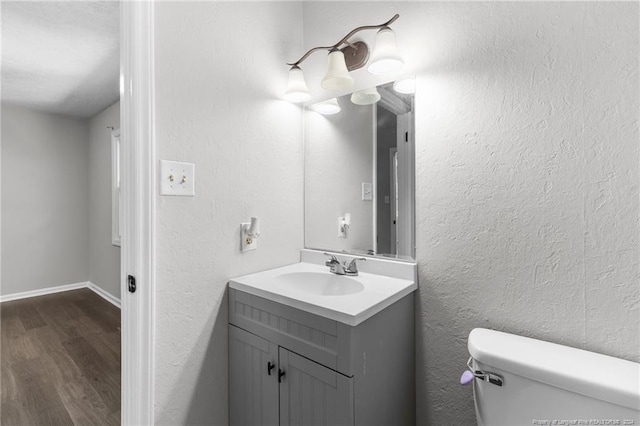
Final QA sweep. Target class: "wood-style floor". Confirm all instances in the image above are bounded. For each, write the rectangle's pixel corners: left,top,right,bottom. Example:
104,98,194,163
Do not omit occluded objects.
1,288,121,425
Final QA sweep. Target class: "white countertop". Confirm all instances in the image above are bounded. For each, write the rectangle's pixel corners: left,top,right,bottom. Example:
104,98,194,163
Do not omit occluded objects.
229,262,417,326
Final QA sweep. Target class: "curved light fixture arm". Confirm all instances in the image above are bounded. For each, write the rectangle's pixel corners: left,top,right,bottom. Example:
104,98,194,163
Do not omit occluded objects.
286,14,399,67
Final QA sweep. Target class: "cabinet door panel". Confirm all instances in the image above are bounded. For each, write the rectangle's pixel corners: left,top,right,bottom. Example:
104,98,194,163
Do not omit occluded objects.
279,348,353,426
229,325,279,426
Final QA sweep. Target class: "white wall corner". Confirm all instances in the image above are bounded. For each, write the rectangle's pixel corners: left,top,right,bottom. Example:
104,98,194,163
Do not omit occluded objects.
0,281,122,310
0,281,90,303
87,281,122,309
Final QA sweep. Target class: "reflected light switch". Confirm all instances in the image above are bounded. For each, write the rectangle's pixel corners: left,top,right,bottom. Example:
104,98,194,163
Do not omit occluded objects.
362,182,373,201
160,160,195,196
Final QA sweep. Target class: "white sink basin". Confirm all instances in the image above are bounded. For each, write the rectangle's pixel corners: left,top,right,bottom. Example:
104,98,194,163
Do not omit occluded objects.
275,272,365,296
229,261,416,325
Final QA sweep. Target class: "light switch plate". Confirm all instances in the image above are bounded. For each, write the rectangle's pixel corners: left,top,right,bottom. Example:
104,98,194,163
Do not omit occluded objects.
160,160,195,196
362,182,373,201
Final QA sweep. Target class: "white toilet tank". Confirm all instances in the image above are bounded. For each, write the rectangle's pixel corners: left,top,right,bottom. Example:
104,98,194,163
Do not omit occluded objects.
468,328,640,426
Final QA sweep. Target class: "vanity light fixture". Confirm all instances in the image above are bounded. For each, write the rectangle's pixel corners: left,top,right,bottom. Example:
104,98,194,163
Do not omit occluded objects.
284,66,312,102
310,98,341,115
322,50,354,91
368,27,404,74
350,87,381,105
284,14,403,102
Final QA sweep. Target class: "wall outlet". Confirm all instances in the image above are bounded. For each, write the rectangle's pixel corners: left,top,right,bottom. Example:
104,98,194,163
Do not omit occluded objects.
338,217,346,238
362,182,373,201
160,160,195,196
241,222,257,252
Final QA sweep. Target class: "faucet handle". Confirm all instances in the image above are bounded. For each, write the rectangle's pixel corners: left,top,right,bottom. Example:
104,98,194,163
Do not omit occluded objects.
323,252,339,264
345,257,366,273
347,257,366,265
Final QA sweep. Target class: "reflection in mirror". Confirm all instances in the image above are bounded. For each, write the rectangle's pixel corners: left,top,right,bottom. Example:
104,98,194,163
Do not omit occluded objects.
304,81,415,261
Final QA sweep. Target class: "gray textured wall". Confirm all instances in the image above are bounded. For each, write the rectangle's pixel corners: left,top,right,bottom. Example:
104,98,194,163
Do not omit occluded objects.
1,105,90,295
88,101,121,299
413,3,639,424
302,2,639,424
149,2,638,424
152,2,304,424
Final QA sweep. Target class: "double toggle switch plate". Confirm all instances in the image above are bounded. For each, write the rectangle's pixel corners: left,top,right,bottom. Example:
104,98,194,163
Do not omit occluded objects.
160,160,195,196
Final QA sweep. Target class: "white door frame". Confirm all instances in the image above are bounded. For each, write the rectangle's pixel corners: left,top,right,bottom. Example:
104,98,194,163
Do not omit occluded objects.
120,1,155,424
389,147,398,255
396,111,414,258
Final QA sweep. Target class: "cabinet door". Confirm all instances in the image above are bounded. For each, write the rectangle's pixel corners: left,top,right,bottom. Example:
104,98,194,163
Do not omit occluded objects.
279,348,354,426
229,325,279,426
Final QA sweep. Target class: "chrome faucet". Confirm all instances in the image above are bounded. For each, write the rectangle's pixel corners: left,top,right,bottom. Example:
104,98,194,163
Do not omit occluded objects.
344,257,366,276
324,254,346,275
324,253,366,276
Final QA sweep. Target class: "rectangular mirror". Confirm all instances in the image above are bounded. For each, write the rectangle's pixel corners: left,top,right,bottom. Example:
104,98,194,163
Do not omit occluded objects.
304,81,415,261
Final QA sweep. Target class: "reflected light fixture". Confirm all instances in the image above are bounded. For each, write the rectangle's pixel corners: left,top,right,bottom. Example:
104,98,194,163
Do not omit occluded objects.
393,76,416,94
310,98,341,115
284,14,403,102
350,87,381,105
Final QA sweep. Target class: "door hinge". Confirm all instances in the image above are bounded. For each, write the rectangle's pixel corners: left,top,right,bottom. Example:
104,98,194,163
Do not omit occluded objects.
128,275,137,293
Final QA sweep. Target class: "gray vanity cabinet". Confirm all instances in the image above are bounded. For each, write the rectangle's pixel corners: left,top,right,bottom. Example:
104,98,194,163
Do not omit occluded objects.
229,325,279,425
279,348,353,425
229,325,353,426
228,288,415,426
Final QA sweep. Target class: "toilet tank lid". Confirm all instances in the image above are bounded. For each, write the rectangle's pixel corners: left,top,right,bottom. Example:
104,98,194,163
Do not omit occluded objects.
468,328,640,411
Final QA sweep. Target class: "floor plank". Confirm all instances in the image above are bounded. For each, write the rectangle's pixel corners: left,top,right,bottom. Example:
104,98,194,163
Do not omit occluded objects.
16,299,48,330
61,337,120,412
0,289,121,425
1,399,37,425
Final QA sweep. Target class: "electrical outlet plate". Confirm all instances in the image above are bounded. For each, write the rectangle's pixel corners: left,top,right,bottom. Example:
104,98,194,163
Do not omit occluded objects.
241,223,257,252
160,160,195,196
337,217,346,238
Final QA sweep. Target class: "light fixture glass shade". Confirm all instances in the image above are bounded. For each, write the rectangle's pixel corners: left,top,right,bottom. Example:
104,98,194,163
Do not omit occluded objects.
284,66,311,102
321,50,353,91
310,98,341,115
368,27,404,75
350,87,381,105
393,77,416,94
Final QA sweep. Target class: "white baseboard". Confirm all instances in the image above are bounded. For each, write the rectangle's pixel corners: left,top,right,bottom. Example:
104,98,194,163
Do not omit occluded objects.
0,281,121,309
87,281,121,309
0,281,89,303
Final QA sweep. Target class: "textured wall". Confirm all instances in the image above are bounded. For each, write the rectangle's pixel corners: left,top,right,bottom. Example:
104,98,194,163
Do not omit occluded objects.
304,99,374,253
153,2,304,424
88,101,121,299
414,2,639,424
150,2,638,424
1,105,90,295
303,2,639,424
